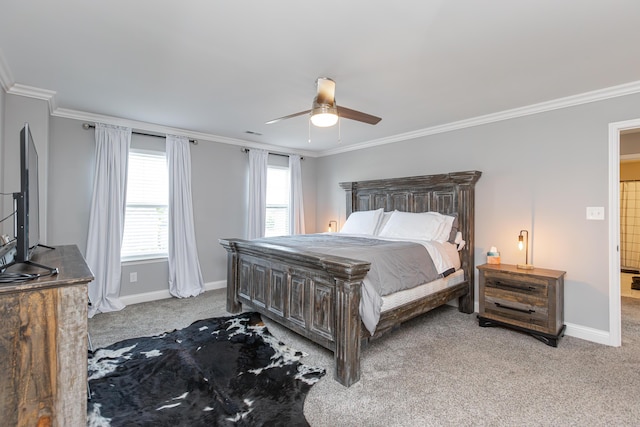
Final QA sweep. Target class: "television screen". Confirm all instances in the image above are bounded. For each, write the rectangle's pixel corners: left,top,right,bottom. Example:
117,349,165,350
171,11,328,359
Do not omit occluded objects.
14,123,39,262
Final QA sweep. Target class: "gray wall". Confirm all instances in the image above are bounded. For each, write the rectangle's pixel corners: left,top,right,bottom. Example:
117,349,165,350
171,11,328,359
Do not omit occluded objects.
48,116,94,252
316,91,640,332
46,114,317,297
4,86,640,335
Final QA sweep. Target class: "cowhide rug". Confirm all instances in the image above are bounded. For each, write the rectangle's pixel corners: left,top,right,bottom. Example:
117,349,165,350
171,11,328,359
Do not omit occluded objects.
87,312,325,426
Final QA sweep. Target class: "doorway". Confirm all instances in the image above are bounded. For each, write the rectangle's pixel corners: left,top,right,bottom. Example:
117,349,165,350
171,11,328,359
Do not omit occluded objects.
609,118,640,347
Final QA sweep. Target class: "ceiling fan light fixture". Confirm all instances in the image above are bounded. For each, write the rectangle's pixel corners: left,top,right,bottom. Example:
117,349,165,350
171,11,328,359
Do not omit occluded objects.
310,105,338,127
265,77,381,128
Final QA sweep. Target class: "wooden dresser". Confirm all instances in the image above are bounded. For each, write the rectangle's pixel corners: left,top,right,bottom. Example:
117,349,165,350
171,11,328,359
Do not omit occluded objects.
477,263,566,347
0,245,94,427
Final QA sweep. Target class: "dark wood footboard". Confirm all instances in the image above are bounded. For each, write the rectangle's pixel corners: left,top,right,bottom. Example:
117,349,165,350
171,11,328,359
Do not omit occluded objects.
219,238,371,386
369,280,469,341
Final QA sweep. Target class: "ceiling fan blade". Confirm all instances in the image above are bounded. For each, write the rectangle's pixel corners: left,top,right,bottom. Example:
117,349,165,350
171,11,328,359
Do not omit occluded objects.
337,106,382,125
315,77,336,105
265,109,311,125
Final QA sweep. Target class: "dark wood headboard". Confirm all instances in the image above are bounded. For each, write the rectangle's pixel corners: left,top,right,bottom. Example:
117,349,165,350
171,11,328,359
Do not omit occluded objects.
339,170,482,311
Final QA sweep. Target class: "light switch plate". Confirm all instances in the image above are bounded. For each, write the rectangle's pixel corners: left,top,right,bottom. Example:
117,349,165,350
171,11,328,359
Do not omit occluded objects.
586,207,605,220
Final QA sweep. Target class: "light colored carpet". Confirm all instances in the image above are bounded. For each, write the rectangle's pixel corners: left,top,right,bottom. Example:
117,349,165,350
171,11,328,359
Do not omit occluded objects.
89,291,640,426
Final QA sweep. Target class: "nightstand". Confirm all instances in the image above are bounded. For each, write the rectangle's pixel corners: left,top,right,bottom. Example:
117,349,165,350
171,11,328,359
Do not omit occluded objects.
477,263,566,347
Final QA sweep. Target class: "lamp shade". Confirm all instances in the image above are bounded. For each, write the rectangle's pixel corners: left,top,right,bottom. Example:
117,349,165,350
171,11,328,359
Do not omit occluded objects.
310,106,338,127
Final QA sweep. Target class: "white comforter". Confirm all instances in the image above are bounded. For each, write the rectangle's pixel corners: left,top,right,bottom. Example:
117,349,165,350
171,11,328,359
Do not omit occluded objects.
341,234,461,335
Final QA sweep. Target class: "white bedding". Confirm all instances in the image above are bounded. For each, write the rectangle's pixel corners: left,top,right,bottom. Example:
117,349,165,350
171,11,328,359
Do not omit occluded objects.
380,268,465,312
339,233,463,335
333,210,468,335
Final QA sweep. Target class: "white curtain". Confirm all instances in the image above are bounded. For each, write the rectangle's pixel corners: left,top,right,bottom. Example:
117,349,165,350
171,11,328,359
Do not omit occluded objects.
247,148,268,239
289,154,305,234
166,135,205,298
86,123,131,317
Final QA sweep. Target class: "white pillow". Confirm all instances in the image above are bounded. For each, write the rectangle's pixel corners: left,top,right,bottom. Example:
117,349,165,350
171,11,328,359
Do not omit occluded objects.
374,211,394,235
378,211,449,241
339,208,384,235
439,214,457,243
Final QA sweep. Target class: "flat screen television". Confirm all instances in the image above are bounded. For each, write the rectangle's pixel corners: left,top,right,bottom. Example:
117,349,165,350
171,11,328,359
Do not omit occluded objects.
14,123,40,262
1,123,57,276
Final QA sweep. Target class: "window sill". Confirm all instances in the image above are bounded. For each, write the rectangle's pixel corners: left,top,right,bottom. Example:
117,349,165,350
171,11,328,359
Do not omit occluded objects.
121,256,168,266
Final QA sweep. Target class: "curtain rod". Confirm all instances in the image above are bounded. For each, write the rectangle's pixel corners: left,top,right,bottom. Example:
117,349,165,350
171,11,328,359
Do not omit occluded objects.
82,123,198,145
241,147,303,160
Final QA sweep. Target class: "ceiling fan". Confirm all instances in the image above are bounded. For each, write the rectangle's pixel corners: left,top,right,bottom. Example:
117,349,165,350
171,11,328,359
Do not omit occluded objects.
265,77,382,128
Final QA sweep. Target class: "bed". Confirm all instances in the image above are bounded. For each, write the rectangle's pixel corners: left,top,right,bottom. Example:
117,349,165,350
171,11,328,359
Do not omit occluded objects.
219,170,481,386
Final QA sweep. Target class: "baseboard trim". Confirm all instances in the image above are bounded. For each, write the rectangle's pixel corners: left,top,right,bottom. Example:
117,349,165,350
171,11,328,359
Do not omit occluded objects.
120,288,614,346
564,322,613,346
119,280,226,306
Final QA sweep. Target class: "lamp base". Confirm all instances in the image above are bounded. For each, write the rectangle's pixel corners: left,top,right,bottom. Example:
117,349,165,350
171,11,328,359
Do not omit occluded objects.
517,263,535,270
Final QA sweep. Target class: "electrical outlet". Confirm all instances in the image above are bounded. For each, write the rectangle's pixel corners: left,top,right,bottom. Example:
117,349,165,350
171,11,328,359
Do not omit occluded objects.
586,207,605,220
130,272,137,282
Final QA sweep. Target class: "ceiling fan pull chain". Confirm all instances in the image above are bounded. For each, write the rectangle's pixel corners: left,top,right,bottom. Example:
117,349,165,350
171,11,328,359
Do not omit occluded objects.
338,117,341,144
308,117,312,143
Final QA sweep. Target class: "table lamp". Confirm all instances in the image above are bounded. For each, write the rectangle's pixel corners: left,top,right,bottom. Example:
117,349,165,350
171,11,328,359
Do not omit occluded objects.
517,229,534,270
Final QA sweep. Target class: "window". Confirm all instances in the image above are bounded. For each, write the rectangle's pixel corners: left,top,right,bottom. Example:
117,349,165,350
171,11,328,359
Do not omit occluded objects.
121,149,169,261
265,166,290,237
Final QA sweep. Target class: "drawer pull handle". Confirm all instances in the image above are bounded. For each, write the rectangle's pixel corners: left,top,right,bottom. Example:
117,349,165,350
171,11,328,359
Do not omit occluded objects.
495,302,535,314
493,281,536,292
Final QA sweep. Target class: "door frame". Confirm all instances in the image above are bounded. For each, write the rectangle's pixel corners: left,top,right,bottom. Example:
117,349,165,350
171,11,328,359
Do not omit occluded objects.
608,117,640,347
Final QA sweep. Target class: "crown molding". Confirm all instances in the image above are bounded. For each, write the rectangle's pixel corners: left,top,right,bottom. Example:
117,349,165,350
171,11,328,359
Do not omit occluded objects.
6,83,58,113
0,49,14,92
53,107,318,158
318,80,640,157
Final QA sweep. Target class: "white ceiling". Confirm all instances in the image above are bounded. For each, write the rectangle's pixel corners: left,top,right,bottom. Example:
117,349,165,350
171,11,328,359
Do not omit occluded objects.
1,1,640,156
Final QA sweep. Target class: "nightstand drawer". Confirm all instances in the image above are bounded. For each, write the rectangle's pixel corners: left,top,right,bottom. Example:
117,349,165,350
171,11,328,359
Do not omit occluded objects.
484,294,548,328
484,276,547,298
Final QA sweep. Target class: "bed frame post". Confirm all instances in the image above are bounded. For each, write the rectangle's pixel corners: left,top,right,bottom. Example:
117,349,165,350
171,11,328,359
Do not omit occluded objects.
455,173,480,314
343,186,354,218
328,268,365,387
219,239,242,314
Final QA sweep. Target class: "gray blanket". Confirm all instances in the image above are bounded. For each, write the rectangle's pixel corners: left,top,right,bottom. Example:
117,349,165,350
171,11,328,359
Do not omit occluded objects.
254,234,441,333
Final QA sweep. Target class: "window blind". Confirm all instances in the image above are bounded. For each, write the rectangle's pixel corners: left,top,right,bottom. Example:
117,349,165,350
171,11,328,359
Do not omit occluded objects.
265,166,290,237
121,150,169,261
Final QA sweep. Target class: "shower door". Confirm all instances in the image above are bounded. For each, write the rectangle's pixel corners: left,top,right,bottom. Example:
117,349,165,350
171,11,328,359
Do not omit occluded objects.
620,181,640,271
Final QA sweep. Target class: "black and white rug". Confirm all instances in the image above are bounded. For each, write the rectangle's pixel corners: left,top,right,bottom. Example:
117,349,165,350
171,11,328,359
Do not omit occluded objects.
87,312,325,426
